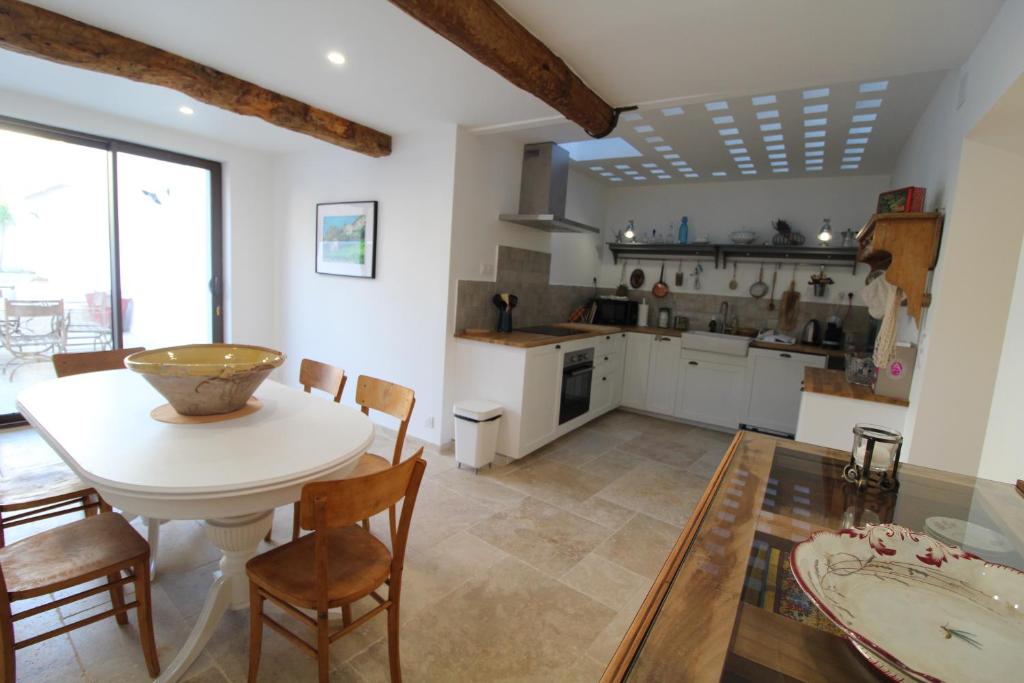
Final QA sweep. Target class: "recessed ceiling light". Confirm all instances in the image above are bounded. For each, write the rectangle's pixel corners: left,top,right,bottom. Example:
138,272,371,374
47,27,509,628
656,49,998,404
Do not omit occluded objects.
805,141,825,148
654,145,673,152
712,115,735,125
856,99,882,109
844,147,865,154
678,167,694,173
589,166,604,171
614,164,631,169
768,153,787,160
633,176,647,180
842,156,862,162
841,164,859,170
852,113,877,123
640,163,656,168
620,112,643,121
624,170,638,175
178,105,195,115
803,87,830,99
806,166,823,172
712,171,727,176
609,177,623,182
770,160,788,166
634,125,654,133
657,175,672,180
742,170,757,175
661,106,685,116
847,137,869,145
724,139,744,146
752,95,777,105
719,128,740,136
737,163,755,169
804,118,827,127
760,123,782,132
803,104,828,114
728,148,749,155
733,155,751,162
705,101,729,111
326,51,347,65
756,110,779,120
773,167,789,173
766,144,786,151
849,126,873,135
560,138,643,161
804,130,826,139
600,172,614,177
663,153,681,159
645,136,664,143
763,134,784,143
805,150,824,157
670,161,686,166
684,173,699,178
860,80,889,93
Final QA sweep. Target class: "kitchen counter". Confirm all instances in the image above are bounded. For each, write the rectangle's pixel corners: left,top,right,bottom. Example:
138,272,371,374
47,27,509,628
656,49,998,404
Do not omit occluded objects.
802,367,909,406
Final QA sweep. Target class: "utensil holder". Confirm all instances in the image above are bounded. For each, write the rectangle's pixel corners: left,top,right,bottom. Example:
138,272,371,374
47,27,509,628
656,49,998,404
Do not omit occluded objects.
497,310,512,333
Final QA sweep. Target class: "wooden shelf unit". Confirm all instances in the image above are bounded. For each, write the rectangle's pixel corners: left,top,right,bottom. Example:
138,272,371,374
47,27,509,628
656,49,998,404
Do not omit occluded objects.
606,242,860,271
856,212,943,326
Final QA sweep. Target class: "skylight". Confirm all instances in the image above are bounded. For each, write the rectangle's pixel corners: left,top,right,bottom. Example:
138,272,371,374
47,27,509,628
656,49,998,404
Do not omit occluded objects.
803,104,828,114
559,138,642,161
663,153,681,159
712,115,735,125
852,113,877,123
859,81,889,93
752,95,777,105
733,155,752,162
760,123,782,132
773,168,789,173
843,156,862,163
645,136,664,143
609,177,622,182
737,163,755,169
849,126,873,135
855,99,883,109
657,175,672,180
766,144,786,151
641,163,657,168
624,170,638,175
633,176,647,181
705,101,729,111
719,128,740,136
845,147,865,154
724,139,744,146
803,87,830,99
804,130,826,139
805,141,825,148
684,173,699,178
661,107,685,116
806,166,823,172
804,118,828,127
763,134,784,143
770,160,788,166
634,125,654,133
728,148,749,155
805,150,824,157
756,110,779,120
742,170,757,175
614,164,631,169
654,145,673,152
600,172,614,177
620,112,643,122
847,137,869,145
841,164,859,170
712,171,727,177
670,161,686,166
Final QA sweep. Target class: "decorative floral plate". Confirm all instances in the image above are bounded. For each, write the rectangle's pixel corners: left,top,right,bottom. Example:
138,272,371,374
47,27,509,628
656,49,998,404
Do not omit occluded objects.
791,524,1024,683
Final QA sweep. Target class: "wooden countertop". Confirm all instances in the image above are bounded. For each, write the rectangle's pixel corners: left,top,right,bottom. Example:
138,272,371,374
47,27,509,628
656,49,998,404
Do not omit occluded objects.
802,367,909,407
749,340,845,357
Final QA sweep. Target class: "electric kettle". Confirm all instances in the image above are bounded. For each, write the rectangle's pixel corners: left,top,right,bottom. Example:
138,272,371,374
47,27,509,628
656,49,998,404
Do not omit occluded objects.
801,319,822,345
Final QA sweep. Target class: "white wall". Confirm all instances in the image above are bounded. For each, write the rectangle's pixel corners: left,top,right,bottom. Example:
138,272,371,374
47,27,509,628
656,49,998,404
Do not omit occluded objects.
0,88,279,348
890,0,1024,476
275,124,458,446
599,175,891,302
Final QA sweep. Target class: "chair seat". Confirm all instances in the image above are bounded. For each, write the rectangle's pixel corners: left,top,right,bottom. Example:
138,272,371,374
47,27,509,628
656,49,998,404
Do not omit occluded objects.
0,512,149,599
350,452,390,477
247,525,391,609
0,462,94,511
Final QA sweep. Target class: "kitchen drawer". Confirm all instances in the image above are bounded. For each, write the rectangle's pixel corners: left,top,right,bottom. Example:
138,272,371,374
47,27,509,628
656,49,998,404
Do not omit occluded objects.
595,334,619,356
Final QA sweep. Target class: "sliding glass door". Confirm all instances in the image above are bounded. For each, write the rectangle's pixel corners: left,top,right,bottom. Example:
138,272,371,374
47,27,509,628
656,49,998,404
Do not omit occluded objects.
0,117,222,418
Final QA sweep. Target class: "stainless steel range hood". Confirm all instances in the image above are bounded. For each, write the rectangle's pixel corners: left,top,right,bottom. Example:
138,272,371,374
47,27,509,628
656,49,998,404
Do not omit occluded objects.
499,142,601,234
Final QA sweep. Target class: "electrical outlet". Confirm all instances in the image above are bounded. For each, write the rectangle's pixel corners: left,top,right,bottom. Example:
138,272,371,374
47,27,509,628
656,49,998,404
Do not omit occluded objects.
425,416,435,429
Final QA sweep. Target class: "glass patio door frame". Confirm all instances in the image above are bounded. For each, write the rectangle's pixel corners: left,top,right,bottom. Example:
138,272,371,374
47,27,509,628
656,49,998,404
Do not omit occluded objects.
0,115,223,421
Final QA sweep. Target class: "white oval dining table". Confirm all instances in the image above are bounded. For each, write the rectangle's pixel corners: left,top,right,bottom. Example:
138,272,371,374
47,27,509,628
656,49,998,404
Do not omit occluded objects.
17,369,375,683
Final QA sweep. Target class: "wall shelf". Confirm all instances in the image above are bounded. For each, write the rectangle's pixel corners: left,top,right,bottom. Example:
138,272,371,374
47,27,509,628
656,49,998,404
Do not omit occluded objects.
607,242,860,272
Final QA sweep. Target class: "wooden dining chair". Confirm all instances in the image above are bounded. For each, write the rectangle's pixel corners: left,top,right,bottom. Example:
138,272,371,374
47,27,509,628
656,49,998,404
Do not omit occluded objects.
267,359,348,543
246,450,426,683
0,509,160,681
0,348,144,549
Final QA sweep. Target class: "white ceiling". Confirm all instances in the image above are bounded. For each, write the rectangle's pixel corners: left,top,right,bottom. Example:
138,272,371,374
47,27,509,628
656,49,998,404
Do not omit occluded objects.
0,0,1005,159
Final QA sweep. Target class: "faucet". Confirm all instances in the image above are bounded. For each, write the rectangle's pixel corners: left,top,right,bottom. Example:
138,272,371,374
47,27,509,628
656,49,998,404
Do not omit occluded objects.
719,301,730,334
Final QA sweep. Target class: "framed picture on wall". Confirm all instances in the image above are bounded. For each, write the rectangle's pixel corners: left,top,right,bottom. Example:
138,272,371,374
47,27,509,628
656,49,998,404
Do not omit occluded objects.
315,200,378,278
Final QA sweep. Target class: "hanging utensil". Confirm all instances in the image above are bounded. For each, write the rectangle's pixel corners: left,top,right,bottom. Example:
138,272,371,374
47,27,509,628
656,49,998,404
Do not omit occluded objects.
749,263,768,299
768,264,779,311
693,264,703,291
675,261,684,287
615,262,628,297
728,263,738,290
652,262,669,298
630,266,645,289
778,264,801,331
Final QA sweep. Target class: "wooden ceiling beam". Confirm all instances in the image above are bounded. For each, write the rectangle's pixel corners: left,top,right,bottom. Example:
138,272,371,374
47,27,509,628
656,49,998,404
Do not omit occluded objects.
388,0,622,138
0,0,391,156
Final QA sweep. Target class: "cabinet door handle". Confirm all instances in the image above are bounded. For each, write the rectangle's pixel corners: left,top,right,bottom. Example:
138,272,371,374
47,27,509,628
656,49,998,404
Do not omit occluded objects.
555,345,562,349
602,376,607,381
606,335,611,340
780,353,791,358
604,356,609,361
688,361,699,366
659,337,671,341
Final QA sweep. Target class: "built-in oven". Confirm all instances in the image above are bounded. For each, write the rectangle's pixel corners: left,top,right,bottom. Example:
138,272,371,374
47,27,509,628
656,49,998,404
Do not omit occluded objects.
593,297,638,326
559,348,594,424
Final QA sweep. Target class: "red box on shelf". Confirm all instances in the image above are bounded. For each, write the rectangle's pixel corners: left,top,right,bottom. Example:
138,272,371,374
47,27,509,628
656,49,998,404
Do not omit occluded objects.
877,186,926,213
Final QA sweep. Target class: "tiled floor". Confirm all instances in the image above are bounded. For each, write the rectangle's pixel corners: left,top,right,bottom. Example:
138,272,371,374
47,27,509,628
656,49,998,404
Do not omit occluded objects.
0,410,733,682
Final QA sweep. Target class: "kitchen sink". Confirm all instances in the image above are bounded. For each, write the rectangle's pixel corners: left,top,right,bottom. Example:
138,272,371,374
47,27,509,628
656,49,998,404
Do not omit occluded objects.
680,331,753,357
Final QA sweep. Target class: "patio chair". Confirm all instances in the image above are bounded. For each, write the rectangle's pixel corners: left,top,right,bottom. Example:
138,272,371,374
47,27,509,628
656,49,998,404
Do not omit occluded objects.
1,300,67,379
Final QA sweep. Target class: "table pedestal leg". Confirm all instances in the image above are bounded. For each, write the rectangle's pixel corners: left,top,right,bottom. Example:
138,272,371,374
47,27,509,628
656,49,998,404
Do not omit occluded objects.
155,510,272,683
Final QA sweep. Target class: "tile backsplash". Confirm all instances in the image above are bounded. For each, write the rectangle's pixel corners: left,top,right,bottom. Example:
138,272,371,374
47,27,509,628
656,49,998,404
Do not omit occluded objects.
457,246,873,345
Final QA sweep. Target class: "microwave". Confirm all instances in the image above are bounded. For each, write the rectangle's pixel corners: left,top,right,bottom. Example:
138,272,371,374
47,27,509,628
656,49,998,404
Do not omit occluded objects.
593,297,638,326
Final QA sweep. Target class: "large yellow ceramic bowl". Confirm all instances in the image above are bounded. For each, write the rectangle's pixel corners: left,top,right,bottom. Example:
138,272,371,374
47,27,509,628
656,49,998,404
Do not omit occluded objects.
125,344,285,416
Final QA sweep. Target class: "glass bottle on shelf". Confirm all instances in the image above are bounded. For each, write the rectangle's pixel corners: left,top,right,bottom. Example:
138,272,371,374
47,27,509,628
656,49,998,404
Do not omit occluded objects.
678,216,689,244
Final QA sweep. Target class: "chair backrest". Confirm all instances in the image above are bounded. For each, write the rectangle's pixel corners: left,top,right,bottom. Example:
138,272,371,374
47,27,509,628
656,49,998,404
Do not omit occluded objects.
52,347,145,378
5,299,63,320
300,450,427,609
299,358,346,403
354,375,416,465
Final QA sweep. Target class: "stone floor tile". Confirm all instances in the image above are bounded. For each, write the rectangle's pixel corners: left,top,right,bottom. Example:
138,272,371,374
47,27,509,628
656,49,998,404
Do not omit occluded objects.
593,513,682,579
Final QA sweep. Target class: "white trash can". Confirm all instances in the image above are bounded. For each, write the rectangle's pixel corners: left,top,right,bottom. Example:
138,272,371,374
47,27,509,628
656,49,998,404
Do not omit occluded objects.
453,400,503,471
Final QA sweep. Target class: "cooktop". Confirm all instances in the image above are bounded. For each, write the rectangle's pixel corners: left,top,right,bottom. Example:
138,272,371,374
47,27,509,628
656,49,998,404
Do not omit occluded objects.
515,326,580,337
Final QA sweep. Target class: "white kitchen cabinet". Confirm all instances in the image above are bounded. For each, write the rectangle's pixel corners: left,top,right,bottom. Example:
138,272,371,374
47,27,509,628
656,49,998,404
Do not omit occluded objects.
743,348,827,435
520,345,561,452
621,332,653,410
610,333,626,406
645,334,681,415
674,351,748,429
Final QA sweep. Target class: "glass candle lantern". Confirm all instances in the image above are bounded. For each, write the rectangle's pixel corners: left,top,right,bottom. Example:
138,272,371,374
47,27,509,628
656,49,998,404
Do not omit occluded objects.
844,424,903,491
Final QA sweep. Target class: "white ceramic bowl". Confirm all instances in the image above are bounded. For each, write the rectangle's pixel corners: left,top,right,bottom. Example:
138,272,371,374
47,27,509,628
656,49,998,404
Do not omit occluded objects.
729,230,757,244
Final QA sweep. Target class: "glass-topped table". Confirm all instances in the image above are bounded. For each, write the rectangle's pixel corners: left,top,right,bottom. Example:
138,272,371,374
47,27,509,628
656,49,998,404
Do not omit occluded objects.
603,431,1024,682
